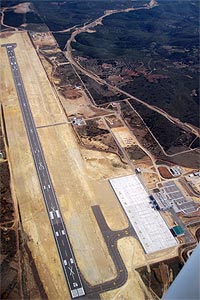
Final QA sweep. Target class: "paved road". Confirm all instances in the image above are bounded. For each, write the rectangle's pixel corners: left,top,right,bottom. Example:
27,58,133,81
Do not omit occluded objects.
84,205,136,295
67,205,136,299
180,178,200,198
169,208,195,244
185,219,200,227
2,43,85,299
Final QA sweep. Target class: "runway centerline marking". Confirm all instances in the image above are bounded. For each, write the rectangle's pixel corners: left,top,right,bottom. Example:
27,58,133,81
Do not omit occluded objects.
2,43,85,299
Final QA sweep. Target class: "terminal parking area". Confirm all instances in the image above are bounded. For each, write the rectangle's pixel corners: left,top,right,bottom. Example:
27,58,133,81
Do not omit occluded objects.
163,182,197,214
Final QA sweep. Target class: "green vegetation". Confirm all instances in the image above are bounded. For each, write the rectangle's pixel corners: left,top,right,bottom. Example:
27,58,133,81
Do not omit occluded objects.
4,10,44,28
120,101,200,168
130,100,196,154
34,0,143,31
77,71,125,104
53,32,72,50
125,145,146,160
126,74,199,126
72,0,199,127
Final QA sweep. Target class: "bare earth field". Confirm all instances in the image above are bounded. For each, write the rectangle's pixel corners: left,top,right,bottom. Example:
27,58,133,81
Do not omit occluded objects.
1,33,71,300
101,237,150,300
37,124,118,284
0,31,140,299
1,29,198,300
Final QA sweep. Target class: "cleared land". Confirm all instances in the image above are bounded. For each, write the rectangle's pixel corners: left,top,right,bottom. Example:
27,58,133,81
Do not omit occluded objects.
101,237,152,300
2,28,196,300
0,31,141,299
1,32,71,300
0,32,120,298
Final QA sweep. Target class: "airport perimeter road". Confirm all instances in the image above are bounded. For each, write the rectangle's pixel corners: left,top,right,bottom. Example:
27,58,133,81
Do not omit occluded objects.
2,43,85,299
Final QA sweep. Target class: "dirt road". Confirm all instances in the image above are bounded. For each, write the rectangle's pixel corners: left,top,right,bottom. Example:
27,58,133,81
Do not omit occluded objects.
64,0,199,139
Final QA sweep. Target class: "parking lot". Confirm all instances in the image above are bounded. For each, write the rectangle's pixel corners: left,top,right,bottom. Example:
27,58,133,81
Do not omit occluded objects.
110,175,177,254
163,182,198,214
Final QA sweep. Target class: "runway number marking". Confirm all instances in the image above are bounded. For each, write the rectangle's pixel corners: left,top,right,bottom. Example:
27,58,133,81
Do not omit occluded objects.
2,43,85,299
38,161,44,170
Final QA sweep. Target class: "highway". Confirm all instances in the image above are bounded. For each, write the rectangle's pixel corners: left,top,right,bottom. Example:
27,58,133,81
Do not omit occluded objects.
2,43,85,299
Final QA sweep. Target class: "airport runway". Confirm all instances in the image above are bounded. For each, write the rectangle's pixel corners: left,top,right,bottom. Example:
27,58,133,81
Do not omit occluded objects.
2,43,85,299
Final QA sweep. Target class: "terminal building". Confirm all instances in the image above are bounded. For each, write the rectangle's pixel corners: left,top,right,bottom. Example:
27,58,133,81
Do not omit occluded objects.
109,175,177,254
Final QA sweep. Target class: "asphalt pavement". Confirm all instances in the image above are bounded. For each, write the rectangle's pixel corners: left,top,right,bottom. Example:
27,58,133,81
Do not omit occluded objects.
2,43,85,299
169,208,195,244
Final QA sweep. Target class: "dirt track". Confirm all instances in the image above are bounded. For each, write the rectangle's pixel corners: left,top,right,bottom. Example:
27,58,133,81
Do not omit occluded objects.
65,0,199,139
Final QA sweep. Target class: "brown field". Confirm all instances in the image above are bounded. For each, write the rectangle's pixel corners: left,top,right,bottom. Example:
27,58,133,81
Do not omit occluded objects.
111,126,137,148
59,88,110,119
0,31,133,298
140,168,161,189
110,126,153,172
0,30,182,300
1,32,65,128
31,32,57,49
161,211,176,228
13,2,32,14
1,89,70,299
37,124,118,284
158,166,173,179
101,237,152,300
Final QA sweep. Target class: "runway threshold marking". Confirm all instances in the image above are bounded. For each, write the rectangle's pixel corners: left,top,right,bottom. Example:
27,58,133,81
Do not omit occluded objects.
2,43,85,299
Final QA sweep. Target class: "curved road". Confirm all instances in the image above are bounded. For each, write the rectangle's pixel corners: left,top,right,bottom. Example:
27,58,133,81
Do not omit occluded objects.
80,205,136,299
64,0,199,138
